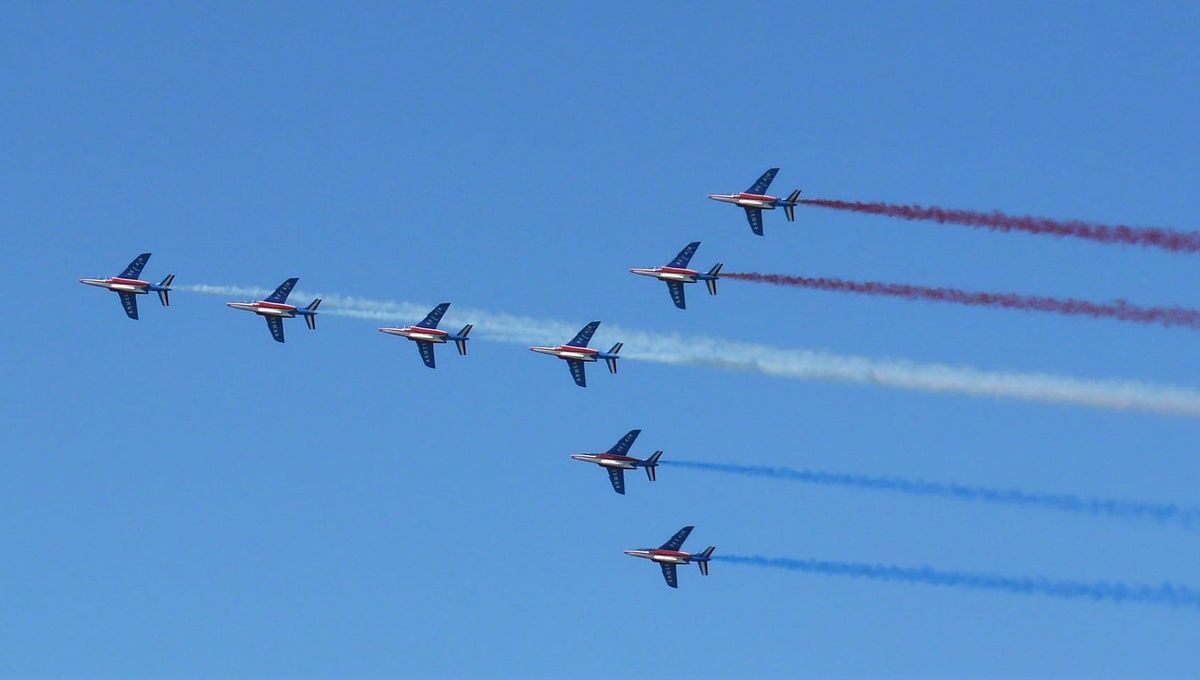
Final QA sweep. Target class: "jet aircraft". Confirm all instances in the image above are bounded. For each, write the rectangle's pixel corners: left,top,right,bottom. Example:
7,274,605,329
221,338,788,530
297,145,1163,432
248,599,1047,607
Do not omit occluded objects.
80,252,174,320
630,241,721,309
570,428,662,495
625,525,715,588
378,302,473,368
529,321,622,387
707,167,801,235
226,277,321,343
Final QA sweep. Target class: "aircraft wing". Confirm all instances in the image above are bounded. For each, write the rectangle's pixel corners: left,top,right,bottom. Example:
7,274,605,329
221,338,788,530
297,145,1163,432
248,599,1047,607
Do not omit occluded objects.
667,241,701,268
265,277,298,304
608,429,641,456
666,282,686,309
417,303,450,330
746,168,779,195
417,340,437,368
118,292,139,319
119,253,152,279
265,316,285,343
659,563,679,588
744,208,764,236
607,467,626,495
659,525,694,551
567,321,601,348
568,359,587,387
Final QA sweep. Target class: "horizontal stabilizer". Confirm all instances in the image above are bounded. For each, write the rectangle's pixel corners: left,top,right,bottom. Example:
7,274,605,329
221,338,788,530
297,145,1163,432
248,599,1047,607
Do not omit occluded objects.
455,324,473,355
605,342,622,374
645,450,662,481
705,263,721,296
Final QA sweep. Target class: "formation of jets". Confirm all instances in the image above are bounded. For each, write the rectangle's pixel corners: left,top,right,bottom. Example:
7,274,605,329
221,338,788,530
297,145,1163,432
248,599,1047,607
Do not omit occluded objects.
82,169,796,588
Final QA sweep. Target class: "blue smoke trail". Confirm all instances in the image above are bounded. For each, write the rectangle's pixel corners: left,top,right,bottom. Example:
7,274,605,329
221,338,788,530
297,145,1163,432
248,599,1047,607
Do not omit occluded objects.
716,555,1200,610
662,460,1200,529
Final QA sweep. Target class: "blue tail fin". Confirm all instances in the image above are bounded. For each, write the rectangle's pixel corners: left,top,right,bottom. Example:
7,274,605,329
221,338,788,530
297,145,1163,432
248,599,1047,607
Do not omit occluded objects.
454,324,473,355
644,450,662,481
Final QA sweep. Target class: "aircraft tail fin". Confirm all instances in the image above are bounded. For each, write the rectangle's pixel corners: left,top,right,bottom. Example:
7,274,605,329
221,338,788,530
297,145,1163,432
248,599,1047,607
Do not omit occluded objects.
157,274,175,306
644,450,662,481
783,189,801,222
704,263,722,296
454,324,473,355
304,298,322,330
697,546,715,575
604,342,623,374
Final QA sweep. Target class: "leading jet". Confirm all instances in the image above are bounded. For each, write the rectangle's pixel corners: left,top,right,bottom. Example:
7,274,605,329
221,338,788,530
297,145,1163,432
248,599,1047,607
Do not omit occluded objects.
378,302,473,368
80,252,175,320
570,429,663,495
625,526,715,589
226,277,321,343
630,241,722,309
529,321,622,387
707,167,801,236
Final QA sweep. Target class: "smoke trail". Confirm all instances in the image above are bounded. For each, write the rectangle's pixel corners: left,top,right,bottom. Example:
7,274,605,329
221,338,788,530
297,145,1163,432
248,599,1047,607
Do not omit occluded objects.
663,460,1200,528
716,555,1200,611
800,198,1200,254
179,284,1200,417
724,272,1200,330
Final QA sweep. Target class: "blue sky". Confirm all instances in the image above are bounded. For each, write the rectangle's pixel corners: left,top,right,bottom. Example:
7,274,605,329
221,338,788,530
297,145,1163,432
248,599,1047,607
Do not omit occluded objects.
5,2,1200,676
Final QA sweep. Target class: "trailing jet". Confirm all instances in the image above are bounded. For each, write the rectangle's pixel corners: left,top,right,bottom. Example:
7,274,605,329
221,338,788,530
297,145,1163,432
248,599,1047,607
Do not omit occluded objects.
226,277,321,343
625,526,715,589
529,321,622,387
378,302,473,368
708,167,801,236
570,429,662,495
80,252,175,320
630,241,722,310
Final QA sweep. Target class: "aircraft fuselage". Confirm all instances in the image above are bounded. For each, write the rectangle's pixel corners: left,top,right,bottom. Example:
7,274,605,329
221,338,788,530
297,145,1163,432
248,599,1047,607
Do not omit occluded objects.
629,266,698,283
80,277,150,294
624,548,693,565
379,326,448,343
529,345,598,362
227,301,297,318
571,453,638,469
708,192,778,209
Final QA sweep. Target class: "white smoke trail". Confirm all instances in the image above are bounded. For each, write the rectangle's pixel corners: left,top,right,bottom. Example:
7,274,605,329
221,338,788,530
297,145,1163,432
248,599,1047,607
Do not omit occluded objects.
179,284,1200,417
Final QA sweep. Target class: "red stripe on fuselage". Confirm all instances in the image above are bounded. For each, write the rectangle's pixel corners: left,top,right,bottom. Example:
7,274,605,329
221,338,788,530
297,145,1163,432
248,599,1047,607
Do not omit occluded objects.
409,326,447,336
558,345,598,354
658,267,697,276
650,549,690,558
109,277,149,286
595,454,636,461
737,193,776,201
257,301,296,310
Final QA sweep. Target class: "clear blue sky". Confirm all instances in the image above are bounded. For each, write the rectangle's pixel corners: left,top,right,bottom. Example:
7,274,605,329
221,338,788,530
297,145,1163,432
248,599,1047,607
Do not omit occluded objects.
5,2,1200,676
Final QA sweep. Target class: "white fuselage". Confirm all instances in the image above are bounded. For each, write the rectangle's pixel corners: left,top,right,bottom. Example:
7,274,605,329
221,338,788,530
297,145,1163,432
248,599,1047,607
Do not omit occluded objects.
630,267,698,284
571,453,637,470
80,277,149,294
379,326,447,343
530,345,598,362
624,549,692,565
708,193,777,210
227,301,296,318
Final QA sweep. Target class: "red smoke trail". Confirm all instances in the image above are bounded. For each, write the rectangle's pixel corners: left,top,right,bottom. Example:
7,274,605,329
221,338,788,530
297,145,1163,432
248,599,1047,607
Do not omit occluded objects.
799,198,1200,254
724,272,1200,330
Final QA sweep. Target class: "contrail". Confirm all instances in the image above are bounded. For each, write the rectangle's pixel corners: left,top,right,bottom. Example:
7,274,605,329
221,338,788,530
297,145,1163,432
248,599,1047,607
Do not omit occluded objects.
800,198,1200,254
663,460,1200,529
724,272,1200,330
179,284,1200,417
715,555,1200,611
